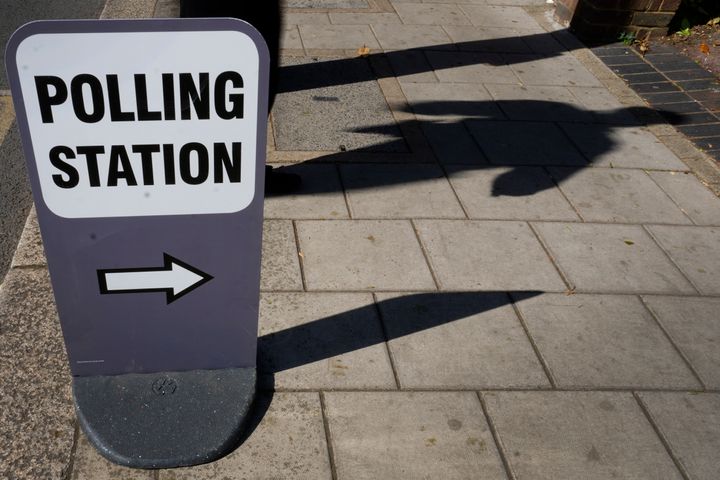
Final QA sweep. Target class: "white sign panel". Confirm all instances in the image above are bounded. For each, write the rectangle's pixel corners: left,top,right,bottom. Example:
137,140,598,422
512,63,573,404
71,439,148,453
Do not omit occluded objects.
14,30,260,218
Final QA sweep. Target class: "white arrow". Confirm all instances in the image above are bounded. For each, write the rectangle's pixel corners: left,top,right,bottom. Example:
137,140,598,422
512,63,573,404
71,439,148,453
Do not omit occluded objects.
98,253,213,304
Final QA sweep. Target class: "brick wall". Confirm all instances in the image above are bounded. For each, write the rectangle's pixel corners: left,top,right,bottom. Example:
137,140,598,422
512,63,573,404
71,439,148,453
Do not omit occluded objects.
555,0,682,42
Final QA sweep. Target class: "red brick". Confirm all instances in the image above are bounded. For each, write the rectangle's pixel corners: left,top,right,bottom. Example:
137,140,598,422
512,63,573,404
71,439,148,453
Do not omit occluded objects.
576,2,634,25
632,26,669,39
632,11,675,27
661,0,682,11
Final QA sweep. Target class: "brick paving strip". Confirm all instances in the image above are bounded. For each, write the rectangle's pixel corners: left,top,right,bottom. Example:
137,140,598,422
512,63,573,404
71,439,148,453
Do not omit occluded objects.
592,43,720,163
4,0,720,479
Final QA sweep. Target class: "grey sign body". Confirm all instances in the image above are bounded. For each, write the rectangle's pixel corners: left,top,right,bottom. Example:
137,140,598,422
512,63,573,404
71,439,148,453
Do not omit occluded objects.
6,19,269,468
6,18,269,377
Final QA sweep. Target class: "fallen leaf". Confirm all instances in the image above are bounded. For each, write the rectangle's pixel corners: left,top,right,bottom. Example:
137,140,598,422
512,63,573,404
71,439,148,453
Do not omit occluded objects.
708,17,720,26
565,287,576,296
298,251,305,259
700,43,710,55
357,45,370,57
624,240,635,245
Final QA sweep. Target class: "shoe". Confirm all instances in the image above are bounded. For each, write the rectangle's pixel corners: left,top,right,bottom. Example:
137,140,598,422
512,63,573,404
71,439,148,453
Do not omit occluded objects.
265,165,302,196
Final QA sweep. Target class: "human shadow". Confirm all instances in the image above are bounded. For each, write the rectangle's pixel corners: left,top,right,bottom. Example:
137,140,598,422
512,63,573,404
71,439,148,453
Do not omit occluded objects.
268,98,679,198
278,30,596,94
237,290,541,444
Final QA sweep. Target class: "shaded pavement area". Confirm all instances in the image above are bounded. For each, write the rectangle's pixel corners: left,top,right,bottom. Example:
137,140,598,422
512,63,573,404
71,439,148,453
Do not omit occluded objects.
3,0,720,479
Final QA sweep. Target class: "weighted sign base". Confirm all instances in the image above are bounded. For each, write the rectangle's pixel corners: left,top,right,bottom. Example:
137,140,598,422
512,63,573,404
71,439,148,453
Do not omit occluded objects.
73,367,256,469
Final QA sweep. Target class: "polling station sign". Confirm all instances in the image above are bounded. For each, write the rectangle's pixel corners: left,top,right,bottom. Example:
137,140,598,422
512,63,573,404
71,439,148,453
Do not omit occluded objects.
6,19,269,377
7,18,269,467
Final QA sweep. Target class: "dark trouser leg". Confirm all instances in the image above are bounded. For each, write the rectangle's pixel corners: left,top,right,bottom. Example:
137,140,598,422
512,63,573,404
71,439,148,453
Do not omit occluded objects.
179,1,280,111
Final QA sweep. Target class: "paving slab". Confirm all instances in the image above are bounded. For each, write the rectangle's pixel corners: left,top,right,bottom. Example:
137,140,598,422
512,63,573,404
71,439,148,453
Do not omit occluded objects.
376,291,549,388
340,164,465,218
264,164,349,219
521,31,567,55
483,391,683,480
372,24,453,50
261,220,303,291
386,50,438,83
159,393,332,480
445,166,580,220
505,53,603,87
285,0,368,7
515,293,700,389
647,225,720,295
638,392,720,480
561,125,688,169
425,51,520,84
415,220,566,291
324,391,507,480
459,5,544,31
533,223,697,294
0,268,74,480
296,220,436,290
648,172,720,226
466,120,588,166
548,168,692,224
330,12,401,24
281,25,303,50
274,57,405,152
421,122,488,164
10,207,45,267
401,82,500,120
71,433,153,480
258,292,396,389
643,296,720,389
568,86,642,125
485,84,593,122
298,24,379,50
486,0,550,4
393,3,471,25
285,12,331,25
444,26,532,53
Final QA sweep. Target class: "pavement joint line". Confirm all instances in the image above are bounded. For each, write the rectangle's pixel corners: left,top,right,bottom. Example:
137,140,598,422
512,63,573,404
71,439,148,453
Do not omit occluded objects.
527,221,574,291
633,391,692,480
258,387,718,394
318,392,339,480
60,421,80,480
295,23,308,55
542,165,586,222
267,288,720,296
259,289,720,299
638,295,708,391
477,391,516,480
409,218,442,291
643,169,700,227
641,224,703,296
508,292,558,389
11,264,48,271
371,291,402,390
438,163,471,220
333,164,354,220
267,114,277,151
289,221,307,292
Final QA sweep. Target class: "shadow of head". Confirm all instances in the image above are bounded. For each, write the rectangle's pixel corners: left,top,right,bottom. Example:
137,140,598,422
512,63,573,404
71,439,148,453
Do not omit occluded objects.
351,100,682,197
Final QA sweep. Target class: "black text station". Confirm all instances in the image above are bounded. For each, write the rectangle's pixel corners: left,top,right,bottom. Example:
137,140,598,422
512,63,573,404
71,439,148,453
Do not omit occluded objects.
35,72,246,188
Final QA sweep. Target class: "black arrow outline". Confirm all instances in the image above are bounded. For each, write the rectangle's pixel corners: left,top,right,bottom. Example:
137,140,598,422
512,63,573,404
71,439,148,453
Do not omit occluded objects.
97,253,213,304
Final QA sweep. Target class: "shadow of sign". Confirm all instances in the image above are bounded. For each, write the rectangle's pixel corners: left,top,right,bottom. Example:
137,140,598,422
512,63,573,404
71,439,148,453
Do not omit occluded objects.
238,291,541,444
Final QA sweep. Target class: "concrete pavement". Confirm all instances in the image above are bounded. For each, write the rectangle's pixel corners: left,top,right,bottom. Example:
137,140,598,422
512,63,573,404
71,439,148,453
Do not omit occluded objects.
2,0,720,479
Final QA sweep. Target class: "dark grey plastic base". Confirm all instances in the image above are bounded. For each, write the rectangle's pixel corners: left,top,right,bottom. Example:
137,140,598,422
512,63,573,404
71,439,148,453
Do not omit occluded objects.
73,367,256,469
